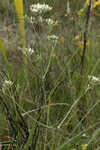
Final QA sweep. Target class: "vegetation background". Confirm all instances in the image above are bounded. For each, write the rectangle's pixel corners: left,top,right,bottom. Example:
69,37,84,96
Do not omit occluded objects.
0,0,100,150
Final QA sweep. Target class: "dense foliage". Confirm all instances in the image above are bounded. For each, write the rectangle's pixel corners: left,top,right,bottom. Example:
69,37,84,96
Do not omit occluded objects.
0,0,100,150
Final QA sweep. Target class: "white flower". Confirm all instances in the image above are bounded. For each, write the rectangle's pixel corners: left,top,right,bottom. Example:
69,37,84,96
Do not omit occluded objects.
47,35,59,44
88,75,100,83
2,80,13,92
85,84,92,91
3,80,13,87
82,133,87,137
23,48,34,56
24,14,27,18
30,16,36,24
45,18,58,26
47,35,59,41
30,3,52,14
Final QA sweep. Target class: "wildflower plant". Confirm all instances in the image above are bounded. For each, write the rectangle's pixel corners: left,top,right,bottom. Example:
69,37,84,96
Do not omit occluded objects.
24,2,59,60
29,3,53,24
25,2,58,34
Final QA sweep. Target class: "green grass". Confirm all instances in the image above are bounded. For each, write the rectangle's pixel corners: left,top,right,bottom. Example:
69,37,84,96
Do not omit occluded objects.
0,0,100,150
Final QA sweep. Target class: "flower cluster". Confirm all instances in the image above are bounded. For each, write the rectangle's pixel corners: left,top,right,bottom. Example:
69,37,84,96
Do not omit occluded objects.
88,75,100,83
47,35,59,42
30,3,52,14
25,2,59,51
30,16,36,24
23,48,34,56
2,80,13,93
47,35,59,45
25,3,58,30
45,18,58,26
3,80,13,87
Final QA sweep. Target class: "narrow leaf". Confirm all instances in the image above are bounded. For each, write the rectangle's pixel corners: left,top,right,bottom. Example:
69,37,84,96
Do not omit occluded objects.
14,0,26,47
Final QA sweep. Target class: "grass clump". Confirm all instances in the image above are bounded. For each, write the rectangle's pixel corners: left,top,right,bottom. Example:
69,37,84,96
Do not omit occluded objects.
0,0,100,150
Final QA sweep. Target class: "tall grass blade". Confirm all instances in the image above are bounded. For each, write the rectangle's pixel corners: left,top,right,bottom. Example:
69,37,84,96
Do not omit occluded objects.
13,0,26,48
